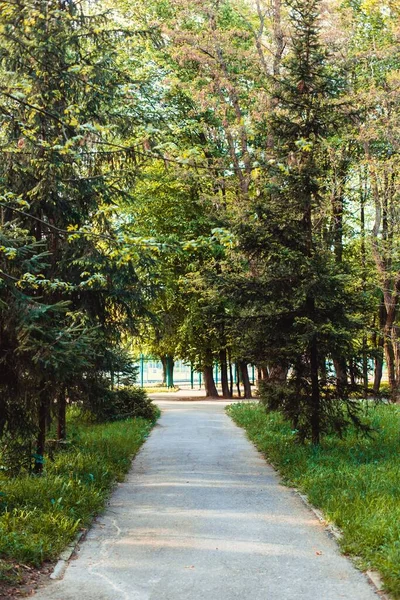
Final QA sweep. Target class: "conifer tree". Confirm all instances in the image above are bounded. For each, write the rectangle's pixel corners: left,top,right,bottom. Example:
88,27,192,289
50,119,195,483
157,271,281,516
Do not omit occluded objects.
0,0,155,468
236,0,364,443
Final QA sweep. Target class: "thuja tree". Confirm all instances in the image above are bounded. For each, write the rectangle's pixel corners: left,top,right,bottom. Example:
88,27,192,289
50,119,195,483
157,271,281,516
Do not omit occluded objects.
237,0,365,444
0,0,153,469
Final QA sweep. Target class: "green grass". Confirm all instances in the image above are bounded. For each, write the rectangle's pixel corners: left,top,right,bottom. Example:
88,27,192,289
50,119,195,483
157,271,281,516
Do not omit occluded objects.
144,386,180,393
0,417,155,572
227,401,400,598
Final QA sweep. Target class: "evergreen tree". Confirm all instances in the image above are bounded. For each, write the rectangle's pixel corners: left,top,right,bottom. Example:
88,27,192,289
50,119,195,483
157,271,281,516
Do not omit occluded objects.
236,0,365,443
0,0,156,468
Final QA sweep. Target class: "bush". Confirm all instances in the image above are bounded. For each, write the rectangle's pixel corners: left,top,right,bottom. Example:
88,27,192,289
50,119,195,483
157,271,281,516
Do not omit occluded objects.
0,434,36,477
112,387,158,422
258,378,369,442
83,382,158,423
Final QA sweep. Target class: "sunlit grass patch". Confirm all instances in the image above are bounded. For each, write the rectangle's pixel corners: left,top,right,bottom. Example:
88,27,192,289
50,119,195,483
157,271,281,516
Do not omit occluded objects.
227,401,400,598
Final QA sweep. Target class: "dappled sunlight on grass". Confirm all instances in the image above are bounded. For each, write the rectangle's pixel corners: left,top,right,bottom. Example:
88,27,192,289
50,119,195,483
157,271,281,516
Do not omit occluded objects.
0,418,154,568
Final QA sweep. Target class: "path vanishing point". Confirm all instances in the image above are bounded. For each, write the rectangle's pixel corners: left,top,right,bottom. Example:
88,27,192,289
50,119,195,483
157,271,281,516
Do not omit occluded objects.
34,393,379,600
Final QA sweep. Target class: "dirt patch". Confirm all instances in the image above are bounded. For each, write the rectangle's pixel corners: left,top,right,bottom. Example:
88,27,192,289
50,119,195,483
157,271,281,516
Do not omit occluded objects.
0,562,53,599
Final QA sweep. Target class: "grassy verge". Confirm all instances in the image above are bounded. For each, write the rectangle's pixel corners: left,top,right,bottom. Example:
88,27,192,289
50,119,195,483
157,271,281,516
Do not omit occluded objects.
227,401,400,598
144,386,180,393
0,416,156,582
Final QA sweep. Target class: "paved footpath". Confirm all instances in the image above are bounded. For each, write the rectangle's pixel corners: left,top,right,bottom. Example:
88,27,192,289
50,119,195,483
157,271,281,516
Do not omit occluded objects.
35,396,379,600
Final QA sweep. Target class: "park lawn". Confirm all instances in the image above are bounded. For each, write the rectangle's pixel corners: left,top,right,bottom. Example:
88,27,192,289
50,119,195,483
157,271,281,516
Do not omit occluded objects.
227,401,400,599
0,415,156,586
144,386,180,393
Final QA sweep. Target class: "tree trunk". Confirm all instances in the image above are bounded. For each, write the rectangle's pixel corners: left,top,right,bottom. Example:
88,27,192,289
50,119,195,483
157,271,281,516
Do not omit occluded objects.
383,301,399,401
349,360,357,389
166,355,174,388
203,365,219,398
272,0,284,76
57,387,67,440
228,351,234,398
360,173,368,397
319,355,327,386
161,355,167,386
310,334,321,446
219,349,231,398
385,334,397,401
235,362,241,398
239,361,252,399
35,387,47,474
45,396,52,432
110,360,114,390
373,302,386,394
333,357,347,395
373,350,383,394
261,366,269,380
362,336,369,396
393,325,400,396
268,364,287,382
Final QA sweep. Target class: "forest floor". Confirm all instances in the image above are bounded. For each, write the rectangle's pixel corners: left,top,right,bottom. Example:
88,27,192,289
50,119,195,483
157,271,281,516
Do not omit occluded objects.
32,395,379,600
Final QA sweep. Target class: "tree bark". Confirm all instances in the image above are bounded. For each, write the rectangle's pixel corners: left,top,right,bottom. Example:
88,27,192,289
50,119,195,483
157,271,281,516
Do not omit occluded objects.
235,362,241,398
310,334,321,446
367,154,400,401
57,386,67,440
362,337,369,396
372,302,385,394
166,355,174,388
333,357,347,395
360,171,368,397
239,361,252,399
35,387,47,474
219,349,231,398
203,365,219,398
349,360,357,389
384,325,399,401
228,351,234,397
373,351,383,394
268,364,287,382
161,355,167,386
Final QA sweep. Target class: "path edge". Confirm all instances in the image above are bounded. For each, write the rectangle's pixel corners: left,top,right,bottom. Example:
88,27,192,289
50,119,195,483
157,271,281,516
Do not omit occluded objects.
48,413,161,583
227,405,393,600
295,490,391,600
49,529,87,580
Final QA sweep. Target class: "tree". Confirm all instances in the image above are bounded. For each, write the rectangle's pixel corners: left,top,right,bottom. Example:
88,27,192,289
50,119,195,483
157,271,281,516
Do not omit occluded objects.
0,0,159,468
233,0,367,443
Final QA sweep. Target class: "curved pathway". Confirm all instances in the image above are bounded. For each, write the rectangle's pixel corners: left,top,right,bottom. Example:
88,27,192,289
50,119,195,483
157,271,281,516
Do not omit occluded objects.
34,396,379,600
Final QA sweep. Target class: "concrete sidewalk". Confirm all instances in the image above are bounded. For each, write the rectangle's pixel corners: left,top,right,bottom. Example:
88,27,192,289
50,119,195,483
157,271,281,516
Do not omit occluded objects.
34,399,379,600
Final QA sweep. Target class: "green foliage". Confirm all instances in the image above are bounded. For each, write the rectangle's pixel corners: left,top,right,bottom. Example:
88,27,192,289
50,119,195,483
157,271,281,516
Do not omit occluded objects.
0,415,155,569
228,401,400,598
0,0,158,461
82,384,158,423
258,378,371,441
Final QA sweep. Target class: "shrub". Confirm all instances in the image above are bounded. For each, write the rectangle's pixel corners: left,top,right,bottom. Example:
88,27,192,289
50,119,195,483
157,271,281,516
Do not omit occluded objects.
258,378,370,442
83,382,158,423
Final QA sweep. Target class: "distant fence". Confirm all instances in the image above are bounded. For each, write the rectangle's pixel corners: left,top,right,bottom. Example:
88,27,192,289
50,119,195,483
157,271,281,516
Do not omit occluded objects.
133,357,255,389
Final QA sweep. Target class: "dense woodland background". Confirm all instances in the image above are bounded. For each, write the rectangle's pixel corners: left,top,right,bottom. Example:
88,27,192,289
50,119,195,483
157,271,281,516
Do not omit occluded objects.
1,0,400,459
